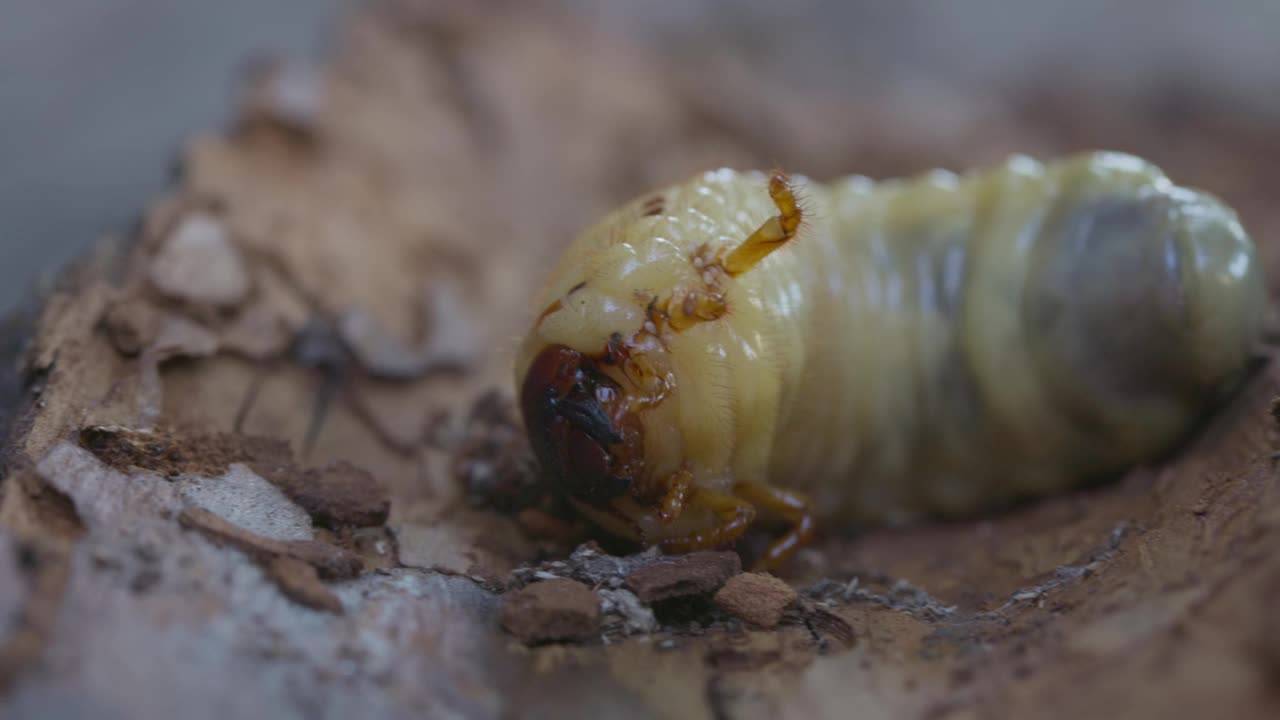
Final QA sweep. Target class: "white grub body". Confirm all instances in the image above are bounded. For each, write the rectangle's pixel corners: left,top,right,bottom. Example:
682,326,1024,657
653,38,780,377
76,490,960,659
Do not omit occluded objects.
515,152,1264,532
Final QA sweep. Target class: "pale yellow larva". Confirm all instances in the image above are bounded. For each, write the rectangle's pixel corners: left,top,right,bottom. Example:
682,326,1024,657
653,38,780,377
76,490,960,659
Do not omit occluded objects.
514,151,1265,568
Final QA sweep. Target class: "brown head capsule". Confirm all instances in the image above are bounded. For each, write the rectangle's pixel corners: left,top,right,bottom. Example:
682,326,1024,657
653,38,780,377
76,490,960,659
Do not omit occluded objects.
519,344,644,508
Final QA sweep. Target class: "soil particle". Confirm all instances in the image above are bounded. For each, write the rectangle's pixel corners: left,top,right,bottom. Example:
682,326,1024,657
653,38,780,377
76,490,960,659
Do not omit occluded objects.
623,551,742,604
714,572,798,629
500,578,601,644
270,461,390,528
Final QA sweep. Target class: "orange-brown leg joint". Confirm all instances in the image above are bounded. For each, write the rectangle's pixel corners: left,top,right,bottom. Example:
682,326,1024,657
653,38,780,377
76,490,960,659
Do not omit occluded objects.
657,468,693,525
657,489,757,554
723,171,803,277
735,481,817,571
666,290,728,331
621,353,668,411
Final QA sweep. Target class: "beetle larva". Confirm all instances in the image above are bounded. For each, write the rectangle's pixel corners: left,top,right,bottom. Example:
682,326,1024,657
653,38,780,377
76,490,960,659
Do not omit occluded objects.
514,151,1265,569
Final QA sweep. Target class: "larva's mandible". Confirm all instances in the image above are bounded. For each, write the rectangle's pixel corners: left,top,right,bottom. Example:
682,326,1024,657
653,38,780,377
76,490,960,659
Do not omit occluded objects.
514,152,1265,568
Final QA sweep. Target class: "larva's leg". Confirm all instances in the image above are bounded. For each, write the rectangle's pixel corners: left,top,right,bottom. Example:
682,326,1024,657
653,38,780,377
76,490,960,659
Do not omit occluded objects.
665,290,729,331
657,489,757,553
735,482,816,571
723,171,803,277
656,468,693,525
643,172,803,335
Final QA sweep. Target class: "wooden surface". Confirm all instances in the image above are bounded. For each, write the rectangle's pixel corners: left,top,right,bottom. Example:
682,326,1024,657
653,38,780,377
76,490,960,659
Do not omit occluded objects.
3,1,1280,718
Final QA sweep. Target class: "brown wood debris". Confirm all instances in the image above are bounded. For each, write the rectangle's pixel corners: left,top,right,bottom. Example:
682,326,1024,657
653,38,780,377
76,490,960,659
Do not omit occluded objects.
500,578,602,644
715,573,798,629
624,552,744,604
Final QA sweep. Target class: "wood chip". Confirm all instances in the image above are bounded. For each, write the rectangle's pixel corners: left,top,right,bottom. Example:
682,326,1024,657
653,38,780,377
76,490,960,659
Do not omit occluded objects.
623,551,741,603
265,556,343,614
500,578,601,644
178,507,363,581
713,572,798,629
270,461,390,528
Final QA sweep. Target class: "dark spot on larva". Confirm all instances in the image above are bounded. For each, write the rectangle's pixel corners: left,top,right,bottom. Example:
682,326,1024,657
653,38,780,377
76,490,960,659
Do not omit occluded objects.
644,296,663,324
641,195,665,217
536,282,587,324
536,299,563,324
602,332,625,365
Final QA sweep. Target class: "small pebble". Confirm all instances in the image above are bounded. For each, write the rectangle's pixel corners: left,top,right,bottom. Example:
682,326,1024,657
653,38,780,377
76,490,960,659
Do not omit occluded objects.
500,578,601,644
714,572,798,629
623,550,741,603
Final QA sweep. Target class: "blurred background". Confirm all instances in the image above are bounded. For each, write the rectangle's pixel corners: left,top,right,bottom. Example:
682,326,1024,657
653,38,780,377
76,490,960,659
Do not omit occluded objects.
3,0,1280,315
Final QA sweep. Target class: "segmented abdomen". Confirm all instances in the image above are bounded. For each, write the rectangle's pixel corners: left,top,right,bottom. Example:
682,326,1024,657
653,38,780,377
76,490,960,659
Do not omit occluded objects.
757,152,1262,524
